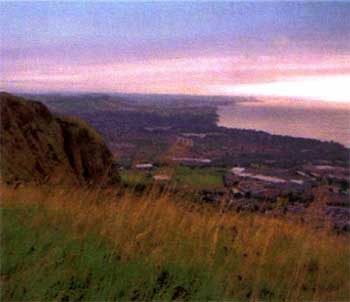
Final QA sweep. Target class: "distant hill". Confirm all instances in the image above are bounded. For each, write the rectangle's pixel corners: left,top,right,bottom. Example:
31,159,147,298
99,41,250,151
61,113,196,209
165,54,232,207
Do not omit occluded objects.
0,92,119,186
27,93,129,114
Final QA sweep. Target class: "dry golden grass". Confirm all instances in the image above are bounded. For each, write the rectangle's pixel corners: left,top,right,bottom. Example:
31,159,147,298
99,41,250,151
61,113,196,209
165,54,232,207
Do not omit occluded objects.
1,184,350,301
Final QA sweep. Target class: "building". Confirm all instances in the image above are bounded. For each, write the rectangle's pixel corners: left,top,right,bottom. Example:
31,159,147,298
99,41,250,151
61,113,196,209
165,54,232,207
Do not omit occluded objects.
135,163,154,170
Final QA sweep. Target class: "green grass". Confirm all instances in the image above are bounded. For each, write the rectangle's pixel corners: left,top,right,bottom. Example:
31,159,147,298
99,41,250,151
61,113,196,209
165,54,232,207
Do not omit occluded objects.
1,206,219,301
120,166,225,190
1,186,350,301
172,166,225,189
120,169,153,186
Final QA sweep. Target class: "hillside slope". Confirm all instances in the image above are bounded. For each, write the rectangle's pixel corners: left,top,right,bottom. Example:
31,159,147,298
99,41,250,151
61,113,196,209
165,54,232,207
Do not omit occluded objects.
0,92,119,185
2,186,350,301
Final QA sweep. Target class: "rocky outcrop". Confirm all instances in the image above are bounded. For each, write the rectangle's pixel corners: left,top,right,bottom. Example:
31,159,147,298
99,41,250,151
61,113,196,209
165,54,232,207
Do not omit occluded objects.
0,92,119,186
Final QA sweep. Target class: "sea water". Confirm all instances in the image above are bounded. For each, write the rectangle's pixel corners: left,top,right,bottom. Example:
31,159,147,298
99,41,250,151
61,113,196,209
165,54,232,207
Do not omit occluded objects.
217,98,350,147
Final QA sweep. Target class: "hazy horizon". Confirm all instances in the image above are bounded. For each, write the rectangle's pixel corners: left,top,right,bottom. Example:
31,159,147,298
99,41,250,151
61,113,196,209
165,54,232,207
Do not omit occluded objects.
1,2,350,104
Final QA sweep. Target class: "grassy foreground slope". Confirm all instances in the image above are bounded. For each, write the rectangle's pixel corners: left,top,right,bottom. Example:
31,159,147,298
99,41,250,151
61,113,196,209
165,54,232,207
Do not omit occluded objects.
1,186,349,301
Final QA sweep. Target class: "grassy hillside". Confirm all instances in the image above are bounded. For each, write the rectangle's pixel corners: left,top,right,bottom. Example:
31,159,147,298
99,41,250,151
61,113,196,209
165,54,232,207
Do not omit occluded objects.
0,92,119,186
1,185,349,301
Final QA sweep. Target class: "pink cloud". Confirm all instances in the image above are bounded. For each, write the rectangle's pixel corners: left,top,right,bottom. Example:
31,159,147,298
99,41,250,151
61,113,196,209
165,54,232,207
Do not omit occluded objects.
2,52,350,101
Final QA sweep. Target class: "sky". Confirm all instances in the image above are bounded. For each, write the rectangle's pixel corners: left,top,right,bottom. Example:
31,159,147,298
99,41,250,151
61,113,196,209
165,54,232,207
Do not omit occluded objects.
1,1,350,103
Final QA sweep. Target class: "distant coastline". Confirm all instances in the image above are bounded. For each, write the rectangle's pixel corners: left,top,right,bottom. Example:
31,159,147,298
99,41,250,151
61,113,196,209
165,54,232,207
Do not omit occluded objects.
217,98,350,148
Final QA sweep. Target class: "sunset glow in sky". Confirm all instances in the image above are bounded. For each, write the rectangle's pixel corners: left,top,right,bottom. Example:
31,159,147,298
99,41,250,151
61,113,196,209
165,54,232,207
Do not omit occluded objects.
1,2,350,104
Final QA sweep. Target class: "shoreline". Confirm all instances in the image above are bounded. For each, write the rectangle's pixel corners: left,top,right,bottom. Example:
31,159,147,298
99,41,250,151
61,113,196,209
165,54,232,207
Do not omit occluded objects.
216,102,350,148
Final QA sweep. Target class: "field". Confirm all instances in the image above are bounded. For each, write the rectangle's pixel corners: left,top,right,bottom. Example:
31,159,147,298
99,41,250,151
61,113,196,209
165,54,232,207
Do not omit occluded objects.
1,185,349,301
120,170,154,186
171,166,225,189
120,166,225,190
